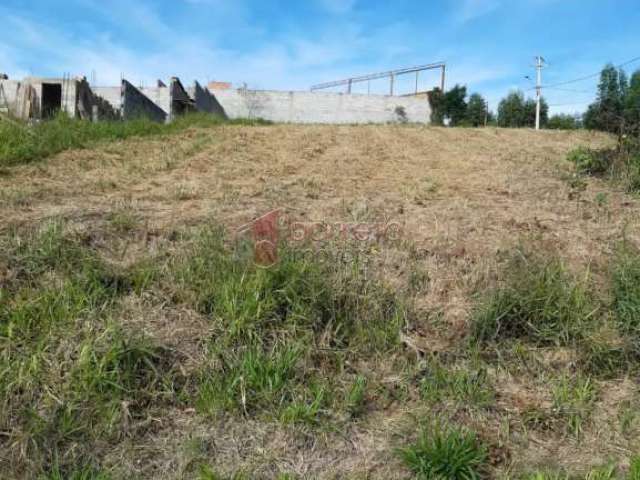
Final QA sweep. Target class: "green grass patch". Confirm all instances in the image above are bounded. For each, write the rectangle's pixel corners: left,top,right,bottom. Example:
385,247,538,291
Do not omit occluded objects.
472,250,597,347
580,244,640,376
551,374,597,437
197,342,304,415
612,246,640,343
170,226,407,420
0,220,180,476
524,458,640,480
41,464,111,480
419,356,494,408
398,423,488,480
173,227,406,352
0,112,242,167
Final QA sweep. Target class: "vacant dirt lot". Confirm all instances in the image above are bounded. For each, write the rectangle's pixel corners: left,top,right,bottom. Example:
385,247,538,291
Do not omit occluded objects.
1,125,639,479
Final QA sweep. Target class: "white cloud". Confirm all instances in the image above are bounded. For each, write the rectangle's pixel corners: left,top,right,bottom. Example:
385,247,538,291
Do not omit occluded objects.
454,0,501,24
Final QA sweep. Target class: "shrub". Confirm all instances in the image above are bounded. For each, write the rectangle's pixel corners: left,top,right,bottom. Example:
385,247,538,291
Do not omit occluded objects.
567,147,611,175
399,424,488,480
472,251,596,347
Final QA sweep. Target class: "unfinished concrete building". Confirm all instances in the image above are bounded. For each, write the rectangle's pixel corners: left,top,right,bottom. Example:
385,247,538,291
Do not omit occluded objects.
1,75,227,123
0,76,118,121
1,62,440,125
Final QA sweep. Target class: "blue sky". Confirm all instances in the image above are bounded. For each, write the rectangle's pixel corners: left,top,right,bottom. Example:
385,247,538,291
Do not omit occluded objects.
1,0,639,114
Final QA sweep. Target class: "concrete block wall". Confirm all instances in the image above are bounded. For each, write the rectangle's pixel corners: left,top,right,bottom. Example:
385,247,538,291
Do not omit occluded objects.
0,80,22,115
140,85,172,120
209,89,431,124
169,77,195,121
76,78,119,121
188,81,227,118
122,80,167,122
92,86,122,111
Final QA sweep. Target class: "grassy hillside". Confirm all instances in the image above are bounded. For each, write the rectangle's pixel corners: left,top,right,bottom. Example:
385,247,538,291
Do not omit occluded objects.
0,114,269,167
1,125,639,479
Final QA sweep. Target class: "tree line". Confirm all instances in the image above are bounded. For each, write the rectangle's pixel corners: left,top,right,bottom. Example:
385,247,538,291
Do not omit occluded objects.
428,85,556,128
428,62,640,132
583,64,640,137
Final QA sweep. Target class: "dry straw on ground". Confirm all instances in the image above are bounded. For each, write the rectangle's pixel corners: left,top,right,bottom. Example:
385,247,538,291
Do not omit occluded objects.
1,124,639,479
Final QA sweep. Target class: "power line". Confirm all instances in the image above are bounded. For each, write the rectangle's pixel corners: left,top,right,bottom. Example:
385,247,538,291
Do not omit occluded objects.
541,55,640,89
547,101,590,107
540,86,593,94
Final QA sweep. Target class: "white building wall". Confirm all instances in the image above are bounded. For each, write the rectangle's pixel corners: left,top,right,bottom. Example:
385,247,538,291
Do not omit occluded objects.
210,89,431,124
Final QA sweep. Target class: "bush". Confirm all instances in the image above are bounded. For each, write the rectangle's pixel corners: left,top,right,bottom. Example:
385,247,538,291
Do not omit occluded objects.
399,424,488,480
567,147,612,175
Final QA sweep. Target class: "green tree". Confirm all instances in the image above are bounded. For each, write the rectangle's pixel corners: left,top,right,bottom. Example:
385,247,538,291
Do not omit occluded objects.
624,70,640,135
585,64,626,133
466,93,488,127
498,91,526,127
523,97,549,127
444,84,468,126
548,114,579,130
428,85,468,126
428,87,446,125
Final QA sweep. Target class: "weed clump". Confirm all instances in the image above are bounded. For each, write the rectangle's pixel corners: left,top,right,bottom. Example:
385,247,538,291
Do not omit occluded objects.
174,227,405,352
419,356,494,408
170,226,407,420
0,221,179,476
612,246,640,343
472,251,596,347
551,374,597,437
399,424,488,480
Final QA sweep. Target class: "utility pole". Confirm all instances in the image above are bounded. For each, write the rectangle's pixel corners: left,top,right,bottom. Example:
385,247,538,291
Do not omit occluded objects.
484,99,488,127
535,55,545,131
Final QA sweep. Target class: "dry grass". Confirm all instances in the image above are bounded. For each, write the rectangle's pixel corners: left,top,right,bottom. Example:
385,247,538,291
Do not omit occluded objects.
2,124,640,479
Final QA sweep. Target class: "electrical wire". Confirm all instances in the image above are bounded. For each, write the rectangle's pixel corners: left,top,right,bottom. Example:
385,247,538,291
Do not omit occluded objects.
541,55,640,89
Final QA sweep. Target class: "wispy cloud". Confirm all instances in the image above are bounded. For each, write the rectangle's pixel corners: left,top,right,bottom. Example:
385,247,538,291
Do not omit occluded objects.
454,0,501,24
1,0,637,115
